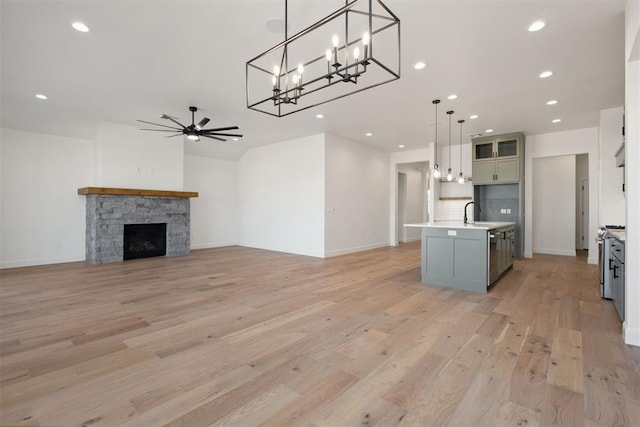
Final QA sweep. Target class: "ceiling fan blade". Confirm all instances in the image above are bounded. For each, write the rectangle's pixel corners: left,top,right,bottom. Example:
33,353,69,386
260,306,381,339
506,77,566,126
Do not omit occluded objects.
196,117,210,129
200,126,239,132
161,114,187,129
201,132,243,138
200,135,226,142
165,133,184,138
137,119,182,130
140,128,181,132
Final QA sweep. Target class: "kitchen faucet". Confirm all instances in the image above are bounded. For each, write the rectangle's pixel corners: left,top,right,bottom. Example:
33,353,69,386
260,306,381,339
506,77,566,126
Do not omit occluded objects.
464,201,481,224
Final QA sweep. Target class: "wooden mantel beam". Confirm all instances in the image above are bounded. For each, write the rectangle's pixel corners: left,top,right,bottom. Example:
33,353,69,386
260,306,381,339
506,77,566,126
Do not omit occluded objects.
77,187,198,198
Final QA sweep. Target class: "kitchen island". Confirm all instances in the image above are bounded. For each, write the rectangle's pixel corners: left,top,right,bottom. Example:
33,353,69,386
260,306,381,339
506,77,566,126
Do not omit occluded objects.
405,221,515,293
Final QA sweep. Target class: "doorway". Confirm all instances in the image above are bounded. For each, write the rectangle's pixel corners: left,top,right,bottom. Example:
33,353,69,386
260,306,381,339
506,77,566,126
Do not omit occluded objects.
396,162,428,243
575,153,589,250
397,172,407,242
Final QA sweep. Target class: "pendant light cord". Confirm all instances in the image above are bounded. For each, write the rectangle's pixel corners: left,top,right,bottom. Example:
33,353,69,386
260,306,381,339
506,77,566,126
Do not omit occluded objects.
432,100,440,165
447,111,454,170
459,120,464,171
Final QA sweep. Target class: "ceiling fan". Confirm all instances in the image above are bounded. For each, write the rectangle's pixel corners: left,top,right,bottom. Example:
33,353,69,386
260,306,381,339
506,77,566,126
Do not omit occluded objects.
138,106,243,142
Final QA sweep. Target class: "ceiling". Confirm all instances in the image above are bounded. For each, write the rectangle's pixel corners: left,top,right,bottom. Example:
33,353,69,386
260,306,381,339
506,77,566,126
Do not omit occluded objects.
0,0,626,160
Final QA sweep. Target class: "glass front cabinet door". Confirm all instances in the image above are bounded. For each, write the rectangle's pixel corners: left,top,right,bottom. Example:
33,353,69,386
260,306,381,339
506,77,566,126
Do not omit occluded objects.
496,139,518,158
474,141,494,160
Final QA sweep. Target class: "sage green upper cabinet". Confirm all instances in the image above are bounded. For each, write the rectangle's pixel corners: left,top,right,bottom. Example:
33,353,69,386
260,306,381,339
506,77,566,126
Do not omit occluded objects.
472,132,524,184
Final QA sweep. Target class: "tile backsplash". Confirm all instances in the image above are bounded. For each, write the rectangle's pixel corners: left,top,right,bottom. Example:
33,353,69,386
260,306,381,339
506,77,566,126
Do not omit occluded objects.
436,200,473,222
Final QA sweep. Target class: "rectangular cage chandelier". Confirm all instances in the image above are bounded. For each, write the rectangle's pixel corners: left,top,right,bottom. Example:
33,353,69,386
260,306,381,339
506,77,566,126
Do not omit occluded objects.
246,0,401,117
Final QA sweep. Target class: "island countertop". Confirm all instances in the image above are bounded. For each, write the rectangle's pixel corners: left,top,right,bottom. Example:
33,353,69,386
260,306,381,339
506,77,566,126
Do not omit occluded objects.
404,221,516,230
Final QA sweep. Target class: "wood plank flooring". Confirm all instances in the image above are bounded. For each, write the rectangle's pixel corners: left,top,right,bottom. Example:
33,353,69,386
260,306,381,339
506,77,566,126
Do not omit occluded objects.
1,243,638,426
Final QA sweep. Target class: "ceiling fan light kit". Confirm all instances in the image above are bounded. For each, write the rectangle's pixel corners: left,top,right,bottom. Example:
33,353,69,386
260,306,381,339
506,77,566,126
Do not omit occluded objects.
246,0,400,117
138,106,243,142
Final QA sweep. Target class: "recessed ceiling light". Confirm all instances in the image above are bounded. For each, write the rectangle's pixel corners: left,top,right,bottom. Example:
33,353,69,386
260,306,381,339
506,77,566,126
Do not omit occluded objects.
448,94,458,100
398,144,405,148
365,132,373,137
485,129,494,133
552,119,562,123
469,115,478,119
265,18,287,34
35,93,47,100
316,114,324,119
72,21,90,32
414,61,426,70
528,20,545,32
539,70,553,78
546,100,558,105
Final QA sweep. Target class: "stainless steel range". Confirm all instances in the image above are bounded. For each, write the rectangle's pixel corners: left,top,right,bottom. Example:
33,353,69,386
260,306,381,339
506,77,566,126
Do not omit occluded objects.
597,225,625,299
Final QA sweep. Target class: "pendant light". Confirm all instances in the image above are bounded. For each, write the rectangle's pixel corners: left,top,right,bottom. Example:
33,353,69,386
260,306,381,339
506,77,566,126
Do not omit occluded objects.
431,100,441,179
446,110,454,181
457,119,465,184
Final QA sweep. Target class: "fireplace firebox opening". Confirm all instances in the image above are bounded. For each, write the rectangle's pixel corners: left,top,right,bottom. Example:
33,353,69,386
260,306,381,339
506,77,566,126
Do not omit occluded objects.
123,223,167,260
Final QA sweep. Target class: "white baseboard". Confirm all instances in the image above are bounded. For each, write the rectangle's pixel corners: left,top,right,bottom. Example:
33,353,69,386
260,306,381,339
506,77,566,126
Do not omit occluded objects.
524,251,533,259
587,255,598,265
0,255,85,270
325,242,390,258
532,248,577,257
190,242,237,250
399,236,421,243
239,243,324,259
623,322,640,347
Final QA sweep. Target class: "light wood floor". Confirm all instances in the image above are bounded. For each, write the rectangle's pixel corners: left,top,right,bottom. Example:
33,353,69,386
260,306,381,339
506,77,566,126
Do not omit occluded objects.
1,243,638,426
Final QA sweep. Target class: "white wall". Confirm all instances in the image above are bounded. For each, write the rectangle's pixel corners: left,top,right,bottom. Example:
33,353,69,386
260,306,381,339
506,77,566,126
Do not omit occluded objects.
0,128,94,268
532,155,576,256
389,146,431,245
599,107,625,226
325,134,390,256
397,163,425,242
237,134,325,258
96,122,184,190
624,0,640,346
524,127,599,264
184,155,238,249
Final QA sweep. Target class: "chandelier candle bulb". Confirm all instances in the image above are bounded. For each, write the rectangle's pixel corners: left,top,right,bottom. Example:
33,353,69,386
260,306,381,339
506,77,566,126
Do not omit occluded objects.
273,65,280,90
363,32,369,58
325,50,332,77
354,47,360,74
332,35,340,68
297,64,304,90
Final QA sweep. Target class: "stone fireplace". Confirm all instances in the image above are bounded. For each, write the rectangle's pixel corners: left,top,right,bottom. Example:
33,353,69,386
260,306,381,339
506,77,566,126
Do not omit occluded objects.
78,187,198,264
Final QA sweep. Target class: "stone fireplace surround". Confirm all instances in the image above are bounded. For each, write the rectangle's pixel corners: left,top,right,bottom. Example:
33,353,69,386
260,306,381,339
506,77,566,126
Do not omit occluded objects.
78,187,198,264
